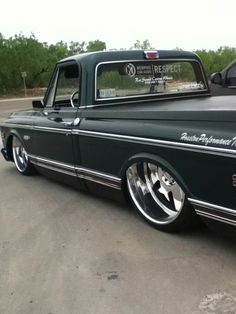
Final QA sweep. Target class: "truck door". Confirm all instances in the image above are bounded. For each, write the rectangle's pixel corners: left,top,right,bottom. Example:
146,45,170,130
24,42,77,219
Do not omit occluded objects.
31,61,80,177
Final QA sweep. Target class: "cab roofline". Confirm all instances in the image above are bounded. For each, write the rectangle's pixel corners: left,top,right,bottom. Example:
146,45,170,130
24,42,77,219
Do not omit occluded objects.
59,49,201,64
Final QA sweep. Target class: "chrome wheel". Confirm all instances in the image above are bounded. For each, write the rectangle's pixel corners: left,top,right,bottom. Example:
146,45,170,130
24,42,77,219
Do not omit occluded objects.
126,162,185,225
12,137,29,173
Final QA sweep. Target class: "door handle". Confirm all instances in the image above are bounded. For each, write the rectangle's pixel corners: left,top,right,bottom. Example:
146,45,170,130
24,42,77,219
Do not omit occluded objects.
73,118,81,127
62,118,80,127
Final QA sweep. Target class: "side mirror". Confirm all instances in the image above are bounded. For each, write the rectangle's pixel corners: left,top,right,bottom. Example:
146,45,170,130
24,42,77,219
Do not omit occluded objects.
210,72,222,85
32,100,44,109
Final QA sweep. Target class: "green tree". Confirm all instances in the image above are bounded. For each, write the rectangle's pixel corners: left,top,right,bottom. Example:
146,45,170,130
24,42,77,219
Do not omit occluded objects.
0,33,50,92
0,32,4,45
131,39,152,50
69,41,86,55
86,40,106,52
0,34,109,95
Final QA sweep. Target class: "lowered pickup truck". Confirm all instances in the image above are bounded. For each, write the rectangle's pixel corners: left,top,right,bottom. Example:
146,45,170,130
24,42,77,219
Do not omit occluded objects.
1,50,236,232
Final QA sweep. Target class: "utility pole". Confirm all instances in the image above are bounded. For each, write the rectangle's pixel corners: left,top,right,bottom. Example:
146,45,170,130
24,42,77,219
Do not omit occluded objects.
21,72,27,97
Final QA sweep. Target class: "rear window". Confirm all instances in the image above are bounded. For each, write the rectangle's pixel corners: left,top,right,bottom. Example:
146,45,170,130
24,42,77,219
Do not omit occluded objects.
96,60,207,100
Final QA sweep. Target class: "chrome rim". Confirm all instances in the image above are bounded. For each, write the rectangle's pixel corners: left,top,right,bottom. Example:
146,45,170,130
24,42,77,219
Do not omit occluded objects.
126,162,185,224
12,137,29,172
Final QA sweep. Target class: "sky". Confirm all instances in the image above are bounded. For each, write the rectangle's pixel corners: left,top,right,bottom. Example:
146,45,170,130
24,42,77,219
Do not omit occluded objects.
1,0,235,51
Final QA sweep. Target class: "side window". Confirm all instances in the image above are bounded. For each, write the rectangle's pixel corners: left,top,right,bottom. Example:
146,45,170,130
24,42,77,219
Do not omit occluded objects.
228,64,236,78
227,64,236,87
45,63,80,107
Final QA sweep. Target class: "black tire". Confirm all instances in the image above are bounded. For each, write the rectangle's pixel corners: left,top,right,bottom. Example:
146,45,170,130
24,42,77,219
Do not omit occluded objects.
126,161,199,232
12,136,35,175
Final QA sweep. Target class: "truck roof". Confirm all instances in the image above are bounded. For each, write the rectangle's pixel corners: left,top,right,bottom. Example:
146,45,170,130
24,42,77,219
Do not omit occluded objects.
60,50,200,65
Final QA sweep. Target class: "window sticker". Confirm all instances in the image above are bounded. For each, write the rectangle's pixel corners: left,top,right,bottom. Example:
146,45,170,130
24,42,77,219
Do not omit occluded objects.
124,64,181,76
153,64,181,74
99,88,116,98
135,77,173,85
136,65,153,75
178,83,205,91
124,63,136,77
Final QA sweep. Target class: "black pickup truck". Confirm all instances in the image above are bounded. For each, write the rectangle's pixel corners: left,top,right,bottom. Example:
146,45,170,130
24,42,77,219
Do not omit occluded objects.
1,50,236,232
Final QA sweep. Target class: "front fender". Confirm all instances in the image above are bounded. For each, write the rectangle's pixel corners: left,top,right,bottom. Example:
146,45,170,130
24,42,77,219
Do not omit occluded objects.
5,129,25,162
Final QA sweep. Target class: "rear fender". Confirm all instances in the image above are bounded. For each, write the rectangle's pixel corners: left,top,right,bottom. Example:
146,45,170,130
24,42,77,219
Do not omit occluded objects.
119,152,192,197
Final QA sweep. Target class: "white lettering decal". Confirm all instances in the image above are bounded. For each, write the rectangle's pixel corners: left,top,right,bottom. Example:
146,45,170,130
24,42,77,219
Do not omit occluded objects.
231,137,236,146
135,77,166,85
135,77,173,85
153,64,181,74
180,132,236,147
136,65,152,75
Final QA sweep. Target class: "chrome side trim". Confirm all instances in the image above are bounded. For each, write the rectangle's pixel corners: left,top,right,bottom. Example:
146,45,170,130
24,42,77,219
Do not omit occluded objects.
189,197,236,226
34,126,72,133
188,198,236,216
31,160,77,177
195,210,236,227
1,123,71,134
28,154,121,189
76,173,121,190
75,166,121,183
73,129,236,158
29,154,74,170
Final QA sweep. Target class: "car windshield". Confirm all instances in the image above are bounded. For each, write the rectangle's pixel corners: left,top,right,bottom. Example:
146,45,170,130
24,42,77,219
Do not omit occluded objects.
96,60,207,100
